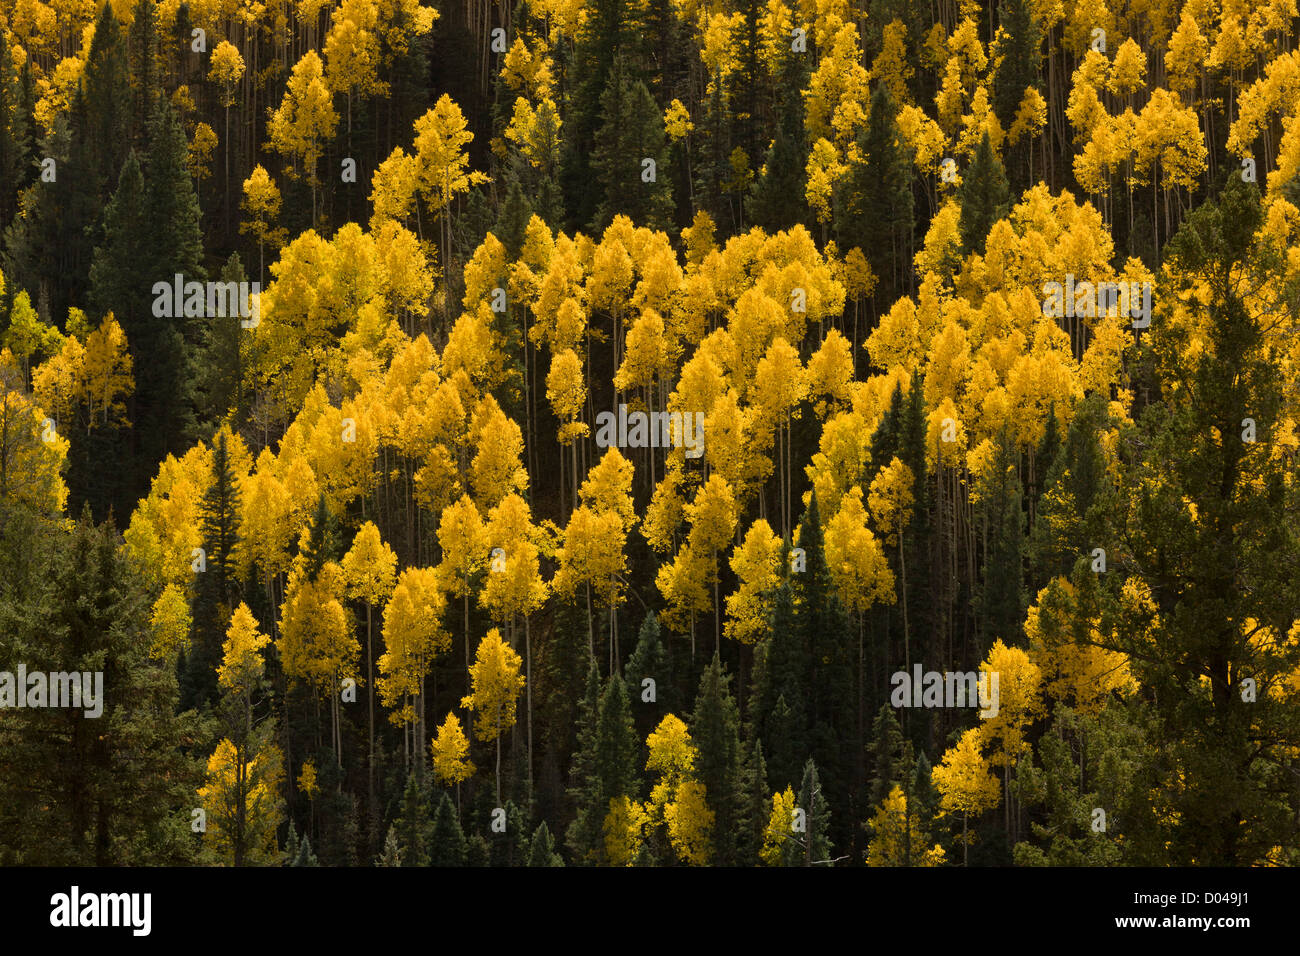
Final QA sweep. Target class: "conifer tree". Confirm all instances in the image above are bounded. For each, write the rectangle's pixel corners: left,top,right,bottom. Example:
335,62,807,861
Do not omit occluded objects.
834,84,914,299
184,432,243,711
590,58,673,232
690,654,744,864
526,821,565,866
428,791,468,866
957,132,1010,256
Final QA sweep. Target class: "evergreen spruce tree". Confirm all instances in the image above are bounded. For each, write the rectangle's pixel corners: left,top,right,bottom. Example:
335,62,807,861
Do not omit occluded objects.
565,658,605,863
975,430,1026,650
428,792,468,866
292,834,320,866
590,57,673,232
82,2,132,202
526,821,565,866
376,827,403,866
834,83,914,300
393,773,430,866
734,738,769,865
690,654,744,864
128,0,161,146
0,509,198,864
956,131,1010,256
625,612,671,739
488,800,530,867
792,758,833,866
595,672,639,801
183,431,242,711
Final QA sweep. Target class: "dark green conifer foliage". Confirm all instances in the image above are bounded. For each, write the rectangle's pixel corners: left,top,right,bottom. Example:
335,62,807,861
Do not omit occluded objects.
526,820,565,866
393,773,430,866
734,738,770,865
429,791,468,866
690,653,743,863
590,58,673,232
183,430,242,711
0,29,30,236
975,430,1026,650
625,612,672,739
0,509,198,865
565,658,605,863
834,83,914,299
957,132,1010,255
1114,178,1300,864
595,672,639,801
790,758,833,866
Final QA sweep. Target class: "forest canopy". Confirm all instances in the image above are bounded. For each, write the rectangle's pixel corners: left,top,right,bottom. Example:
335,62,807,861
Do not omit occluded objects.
1,0,1299,868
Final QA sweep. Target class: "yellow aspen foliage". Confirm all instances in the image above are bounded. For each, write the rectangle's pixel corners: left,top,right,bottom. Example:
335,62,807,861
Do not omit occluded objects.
31,333,85,428
278,565,357,698
642,466,686,554
197,738,285,866
805,137,846,225
806,328,854,417
121,443,210,591
79,315,133,427
547,348,589,444
501,37,555,98
483,493,549,623
368,146,421,228
664,98,693,141
239,450,294,582
957,85,1004,157
298,760,319,799
412,94,490,220
378,567,450,722
978,638,1044,766
824,487,895,614
804,410,869,516
1008,87,1047,146
240,165,288,255
461,628,526,744
219,602,270,695
724,518,784,645
324,0,388,102
267,50,337,186
897,105,947,176
34,56,83,137
603,795,649,865
1024,578,1138,714
468,398,528,508
931,727,1001,818
436,494,486,599
643,714,713,863
873,19,913,105
665,779,715,866
866,785,947,866
209,40,245,105
1108,38,1147,96
341,521,398,607
1166,11,1209,95
2,292,63,376
760,786,797,865
149,583,192,659
914,203,963,280
188,122,217,183
430,712,476,786
868,456,915,545
504,96,562,169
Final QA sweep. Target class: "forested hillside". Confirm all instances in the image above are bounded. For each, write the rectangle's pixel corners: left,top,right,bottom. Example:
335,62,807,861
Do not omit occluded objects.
1,0,1299,867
